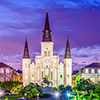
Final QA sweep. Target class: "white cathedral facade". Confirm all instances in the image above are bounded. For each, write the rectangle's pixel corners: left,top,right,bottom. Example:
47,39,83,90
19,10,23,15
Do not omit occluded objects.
22,11,72,87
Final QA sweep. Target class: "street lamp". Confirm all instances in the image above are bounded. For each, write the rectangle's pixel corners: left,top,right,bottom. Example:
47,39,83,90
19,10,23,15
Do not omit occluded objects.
24,92,27,100
0,90,4,98
55,92,60,100
37,91,39,100
67,91,70,100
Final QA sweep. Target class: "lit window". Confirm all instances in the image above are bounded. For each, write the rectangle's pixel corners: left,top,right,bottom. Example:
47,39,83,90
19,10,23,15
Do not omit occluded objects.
98,69,100,73
32,74,34,80
91,69,94,73
6,69,9,73
97,78,100,82
67,74,69,78
46,30,49,37
60,75,62,80
0,69,4,73
6,78,10,81
25,75,27,79
85,69,88,73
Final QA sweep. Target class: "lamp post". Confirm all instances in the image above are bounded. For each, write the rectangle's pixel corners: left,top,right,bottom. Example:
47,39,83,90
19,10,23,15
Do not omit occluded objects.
24,92,27,100
67,91,70,100
55,92,60,100
37,91,39,100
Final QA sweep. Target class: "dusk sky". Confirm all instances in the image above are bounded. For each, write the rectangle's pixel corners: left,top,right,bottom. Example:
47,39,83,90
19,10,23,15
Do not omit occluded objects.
0,0,100,70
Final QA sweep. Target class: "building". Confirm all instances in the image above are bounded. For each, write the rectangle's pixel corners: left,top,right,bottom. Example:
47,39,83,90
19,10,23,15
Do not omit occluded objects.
0,62,22,82
81,63,100,84
72,63,100,87
22,10,72,87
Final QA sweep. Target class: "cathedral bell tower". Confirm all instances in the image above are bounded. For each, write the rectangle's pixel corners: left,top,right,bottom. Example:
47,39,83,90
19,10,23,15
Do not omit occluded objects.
64,36,72,86
22,38,31,86
41,10,53,57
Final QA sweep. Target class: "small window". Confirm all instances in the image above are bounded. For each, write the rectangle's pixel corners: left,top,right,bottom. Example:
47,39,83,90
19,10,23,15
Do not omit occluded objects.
0,69,4,73
85,69,88,73
91,69,94,73
60,75,62,80
25,75,27,79
6,69,9,73
67,74,69,78
32,74,34,80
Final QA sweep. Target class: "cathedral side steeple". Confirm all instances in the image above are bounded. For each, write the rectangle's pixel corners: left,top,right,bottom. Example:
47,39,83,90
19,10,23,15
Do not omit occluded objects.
23,38,30,59
64,36,71,59
42,10,52,42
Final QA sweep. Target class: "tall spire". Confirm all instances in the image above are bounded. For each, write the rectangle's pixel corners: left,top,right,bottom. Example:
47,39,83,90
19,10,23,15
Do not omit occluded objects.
23,37,30,59
42,9,52,42
64,36,71,58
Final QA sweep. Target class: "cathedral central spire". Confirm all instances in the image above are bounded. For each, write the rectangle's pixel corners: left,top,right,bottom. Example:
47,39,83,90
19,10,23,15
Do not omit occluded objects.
64,36,71,58
42,10,52,42
23,38,30,58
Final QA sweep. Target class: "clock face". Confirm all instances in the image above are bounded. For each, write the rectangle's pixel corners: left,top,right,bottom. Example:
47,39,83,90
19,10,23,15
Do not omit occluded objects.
45,59,49,63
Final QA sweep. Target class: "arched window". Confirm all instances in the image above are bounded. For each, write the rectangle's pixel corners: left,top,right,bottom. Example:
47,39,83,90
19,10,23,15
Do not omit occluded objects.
6,69,9,73
60,75,62,80
91,78,95,83
51,71,53,80
32,74,34,80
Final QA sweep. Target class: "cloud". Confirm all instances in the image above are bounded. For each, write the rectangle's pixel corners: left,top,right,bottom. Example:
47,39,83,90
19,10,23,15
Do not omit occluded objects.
54,45,100,70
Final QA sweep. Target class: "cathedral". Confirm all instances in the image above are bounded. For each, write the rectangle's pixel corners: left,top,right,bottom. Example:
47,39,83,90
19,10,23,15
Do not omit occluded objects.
22,10,72,87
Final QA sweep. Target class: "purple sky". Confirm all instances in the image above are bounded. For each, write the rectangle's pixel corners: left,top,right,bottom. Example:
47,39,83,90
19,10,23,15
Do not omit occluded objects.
0,0,100,70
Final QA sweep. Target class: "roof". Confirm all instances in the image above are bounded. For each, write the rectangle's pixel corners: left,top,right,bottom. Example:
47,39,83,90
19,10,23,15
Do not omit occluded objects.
84,63,100,68
64,36,71,58
72,70,79,75
23,39,30,58
16,69,22,74
0,62,13,69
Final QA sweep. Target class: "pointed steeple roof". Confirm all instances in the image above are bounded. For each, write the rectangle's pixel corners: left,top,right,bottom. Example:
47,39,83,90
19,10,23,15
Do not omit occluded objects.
64,36,71,58
23,38,30,59
42,9,52,42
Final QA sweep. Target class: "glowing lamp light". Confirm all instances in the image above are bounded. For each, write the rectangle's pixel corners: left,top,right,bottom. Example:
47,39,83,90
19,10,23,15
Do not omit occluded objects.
55,92,59,97
67,93,70,97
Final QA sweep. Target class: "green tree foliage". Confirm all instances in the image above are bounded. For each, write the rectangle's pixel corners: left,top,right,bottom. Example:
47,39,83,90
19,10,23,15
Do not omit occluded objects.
74,78,95,93
95,83,100,96
18,83,43,100
1,81,22,94
58,85,64,92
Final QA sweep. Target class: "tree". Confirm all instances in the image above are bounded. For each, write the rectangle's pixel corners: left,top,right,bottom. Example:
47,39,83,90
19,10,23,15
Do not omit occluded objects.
75,78,95,93
58,85,64,92
1,81,22,94
95,83,100,96
70,89,88,100
18,83,43,100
